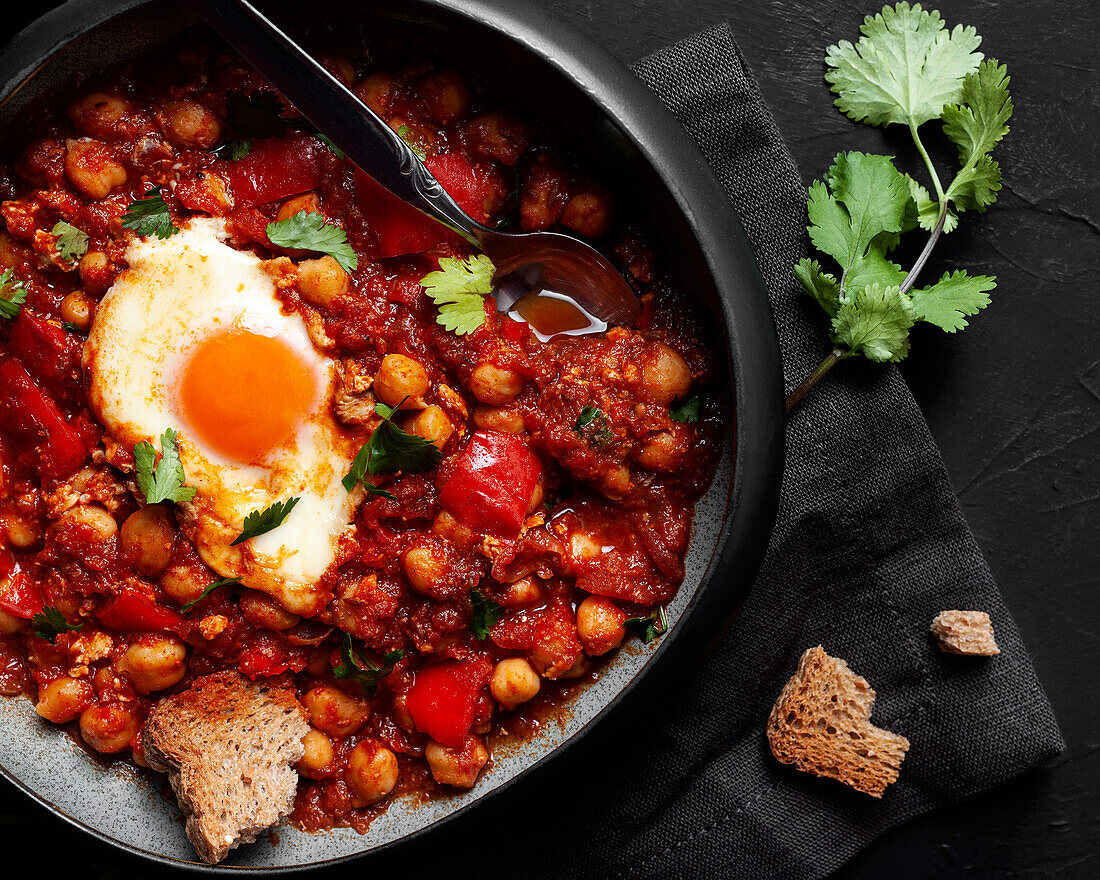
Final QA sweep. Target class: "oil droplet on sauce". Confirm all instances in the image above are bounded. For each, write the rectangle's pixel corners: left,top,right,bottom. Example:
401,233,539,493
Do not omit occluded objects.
507,289,607,342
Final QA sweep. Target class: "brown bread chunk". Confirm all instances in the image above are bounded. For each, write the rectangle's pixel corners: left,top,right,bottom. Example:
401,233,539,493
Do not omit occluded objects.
142,671,309,864
931,610,1000,656
766,646,910,798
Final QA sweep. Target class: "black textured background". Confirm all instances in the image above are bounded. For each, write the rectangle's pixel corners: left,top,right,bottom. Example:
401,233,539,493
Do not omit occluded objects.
3,1,1098,877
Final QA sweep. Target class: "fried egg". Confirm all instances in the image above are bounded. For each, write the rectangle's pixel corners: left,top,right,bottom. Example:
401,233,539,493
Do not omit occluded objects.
85,218,362,616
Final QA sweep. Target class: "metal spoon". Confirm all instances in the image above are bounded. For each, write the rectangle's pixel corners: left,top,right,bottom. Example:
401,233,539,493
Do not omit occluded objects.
189,0,641,326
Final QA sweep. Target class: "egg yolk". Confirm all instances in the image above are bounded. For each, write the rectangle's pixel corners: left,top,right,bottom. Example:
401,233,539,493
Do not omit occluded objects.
178,329,317,463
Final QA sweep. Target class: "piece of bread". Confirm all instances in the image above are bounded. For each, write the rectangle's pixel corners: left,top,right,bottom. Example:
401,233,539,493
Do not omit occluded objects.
766,646,909,798
142,671,309,864
931,610,1000,655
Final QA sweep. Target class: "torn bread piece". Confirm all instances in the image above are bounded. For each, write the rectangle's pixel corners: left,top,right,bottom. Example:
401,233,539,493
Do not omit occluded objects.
931,610,1000,656
142,671,309,864
766,646,909,797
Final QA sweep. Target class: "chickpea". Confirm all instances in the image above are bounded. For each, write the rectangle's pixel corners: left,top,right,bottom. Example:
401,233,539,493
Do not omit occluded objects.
239,589,300,631
59,504,117,543
561,188,613,239
36,675,94,723
431,510,477,550
116,634,187,693
297,728,335,779
327,57,356,87
4,513,41,549
500,576,543,608
464,112,529,166
278,192,321,222
302,685,371,737
59,290,96,331
119,505,176,577
424,735,489,788
67,92,133,142
0,608,22,636
634,430,686,473
490,658,541,710
576,596,627,656
79,701,143,753
402,538,456,598
407,405,453,448
469,363,523,406
374,354,429,408
297,255,349,309
160,563,209,606
64,138,127,200
600,464,632,499
638,344,692,406
472,405,524,434
78,250,112,292
345,740,399,807
418,69,472,125
354,71,397,115
160,99,222,149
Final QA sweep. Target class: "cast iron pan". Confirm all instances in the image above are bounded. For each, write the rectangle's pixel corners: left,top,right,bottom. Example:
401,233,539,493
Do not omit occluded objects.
0,0,784,871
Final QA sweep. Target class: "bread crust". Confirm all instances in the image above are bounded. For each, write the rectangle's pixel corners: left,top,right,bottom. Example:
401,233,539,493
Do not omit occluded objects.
142,671,309,864
931,610,1000,656
766,646,909,798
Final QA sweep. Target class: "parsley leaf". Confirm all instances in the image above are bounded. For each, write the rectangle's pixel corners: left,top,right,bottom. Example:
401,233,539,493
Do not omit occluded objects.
0,268,27,320
51,221,88,262
215,139,253,161
421,254,495,336
909,270,995,332
830,283,916,363
122,186,179,240
470,589,504,640
133,428,196,505
333,633,403,694
225,89,288,138
825,2,982,129
266,210,357,272
231,498,301,545
670,397,701,423
397,124,427,161
180,576,241,613
344,400,443,491
624,606,668,643
32,607,82,643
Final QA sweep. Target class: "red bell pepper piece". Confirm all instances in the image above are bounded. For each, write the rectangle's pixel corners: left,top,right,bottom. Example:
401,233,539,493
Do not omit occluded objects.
438,430,542,540
405,659,491,748
237,632,305,679
220,133,320,208
8,311,78,394
97,587,183,633
0,356,94,480
423,153,487,223
500,315,530,345
0,549,44,620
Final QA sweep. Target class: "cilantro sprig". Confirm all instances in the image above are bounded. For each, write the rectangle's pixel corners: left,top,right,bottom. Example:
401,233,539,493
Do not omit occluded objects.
624,606,668,644
51,221,89,263
0,268,27,320
180,576,241,613
333,633,403,694
669,396,701,424
343,400,442,494
224,89,345,158
32,607,82,643
574,405,613,448
421,254,495,336
397,124,427,161
788,4,1011,411
134,429,196,505
122,186,179,240
470,589,505,640
266,210,357,272
231,498,300,546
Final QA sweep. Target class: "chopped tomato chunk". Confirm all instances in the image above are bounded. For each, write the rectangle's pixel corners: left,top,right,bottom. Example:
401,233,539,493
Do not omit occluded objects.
405,659,491,748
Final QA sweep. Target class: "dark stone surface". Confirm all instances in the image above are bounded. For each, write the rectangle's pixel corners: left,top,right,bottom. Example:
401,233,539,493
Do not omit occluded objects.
3,0,1097,877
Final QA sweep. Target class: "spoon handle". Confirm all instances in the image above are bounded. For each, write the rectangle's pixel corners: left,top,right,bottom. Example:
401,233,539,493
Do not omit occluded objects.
189,0,483,247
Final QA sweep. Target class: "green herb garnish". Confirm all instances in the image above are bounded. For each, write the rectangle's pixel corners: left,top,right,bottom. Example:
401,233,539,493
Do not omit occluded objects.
180,577,241,613
470,589,505,640
133,428,196,505
343,400,442,492
122,186,179,240
32,607,82,643
624,606,668,644
574,405,612,447
51,221,89,262
216,139,253,161
421,254,495,336
333,633,403,693
397,124,427,161
0,268,27,320
266,210,357,272
231,498,301,546
314,133,345,159
61,321,83,334
787,3,1010,411
669,396,701,423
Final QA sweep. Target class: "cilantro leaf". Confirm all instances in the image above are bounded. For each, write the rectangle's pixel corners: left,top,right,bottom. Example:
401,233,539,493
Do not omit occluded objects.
231,498,301,545
61,321,83,333
134,428,196,505
909,270,995,332
266,210,357,272
830,283,916,363
0,268,28,320
397,124,427,161
122,186,179,240
225,90,288,138
341,443,397,498
314,133,345,159
624,606,668,643
421,254,495,336
825,2,983,129
573,404,612,447
942,60,1012,175
333,633,402,694
574,405,601,431
180,577,241,613
343,400,442,491
215,139,253,161
51,221,88,262
32,606,82,643
905,175,959,233
793,258,842,316
470,589,504,640
669,396,701,424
